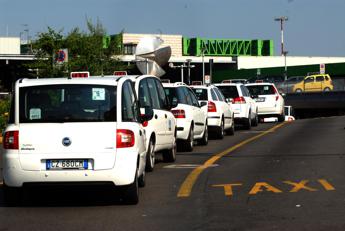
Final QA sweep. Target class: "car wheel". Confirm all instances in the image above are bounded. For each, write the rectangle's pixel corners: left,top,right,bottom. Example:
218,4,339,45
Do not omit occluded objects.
183,126,194,152
121,172,139,205
295,88,302,93
323,87,331,92
145,138,155,172
3,184,22,206
252,112,259,127
138,170,146,188
162,137,177,162
216,119,225,139
199,123,208,145
226,117,235,136
244,113,252,130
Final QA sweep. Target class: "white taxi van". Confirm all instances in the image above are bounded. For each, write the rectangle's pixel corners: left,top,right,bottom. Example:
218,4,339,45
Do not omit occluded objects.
2,74,152,204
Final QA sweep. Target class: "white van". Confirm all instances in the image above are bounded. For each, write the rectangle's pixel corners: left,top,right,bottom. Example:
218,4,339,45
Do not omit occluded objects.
2,76,152,204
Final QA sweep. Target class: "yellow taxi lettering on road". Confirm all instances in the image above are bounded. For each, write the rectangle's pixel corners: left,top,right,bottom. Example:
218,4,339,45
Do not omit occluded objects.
213,183,242,197
283,180,317,192
249,182,283,195
318,179,336,191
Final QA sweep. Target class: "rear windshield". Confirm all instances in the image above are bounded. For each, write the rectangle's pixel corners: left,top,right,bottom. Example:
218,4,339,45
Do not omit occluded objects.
216,86,239,99
246,85,276,95
19,84,117,123
192,88,208,100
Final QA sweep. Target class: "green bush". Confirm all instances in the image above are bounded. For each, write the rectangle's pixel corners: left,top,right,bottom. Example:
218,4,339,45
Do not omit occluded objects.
0,97,11,132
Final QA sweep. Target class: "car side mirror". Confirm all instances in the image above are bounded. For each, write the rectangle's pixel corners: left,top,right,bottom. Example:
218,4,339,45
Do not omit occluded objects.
251,94,258,99
170,97,178,108
200,101,207,107
140,106,154,123
226,98,232,103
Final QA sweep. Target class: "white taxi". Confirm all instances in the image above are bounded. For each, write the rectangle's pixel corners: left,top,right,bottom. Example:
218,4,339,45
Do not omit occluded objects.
245,83,285,122
163,82,208,151
2,76,152,204
191,84,235,139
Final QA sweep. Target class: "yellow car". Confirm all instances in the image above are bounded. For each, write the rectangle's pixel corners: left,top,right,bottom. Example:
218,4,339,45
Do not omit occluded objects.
292,74,333,93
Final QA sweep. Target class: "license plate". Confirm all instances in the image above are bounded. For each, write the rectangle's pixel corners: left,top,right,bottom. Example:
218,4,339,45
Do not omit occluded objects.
255,97,265,102
46,159,88,170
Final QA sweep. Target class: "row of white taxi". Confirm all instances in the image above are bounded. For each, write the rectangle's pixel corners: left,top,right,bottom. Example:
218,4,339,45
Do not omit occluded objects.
2,73,285,205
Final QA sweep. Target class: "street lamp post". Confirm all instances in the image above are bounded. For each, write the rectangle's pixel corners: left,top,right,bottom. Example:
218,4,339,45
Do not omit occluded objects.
283,51,288,81
274,16,288,56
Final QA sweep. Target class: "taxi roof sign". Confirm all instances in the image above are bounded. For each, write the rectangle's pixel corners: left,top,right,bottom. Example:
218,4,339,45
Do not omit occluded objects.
70,71,90,78
113,71,127,76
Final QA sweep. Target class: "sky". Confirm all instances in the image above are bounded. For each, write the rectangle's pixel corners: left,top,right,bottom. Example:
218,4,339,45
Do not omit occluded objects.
0,0,344,57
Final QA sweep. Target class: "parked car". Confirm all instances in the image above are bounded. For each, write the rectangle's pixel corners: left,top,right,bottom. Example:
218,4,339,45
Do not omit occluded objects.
163,82,208,151
191,84,235,139
123,75,177,171
245,82,285,122
214,83,258,129
276,76,305,94
292,74,333,93
2,76,153,204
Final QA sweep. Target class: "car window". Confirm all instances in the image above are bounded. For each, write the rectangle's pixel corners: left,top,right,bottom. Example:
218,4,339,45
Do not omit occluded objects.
241,85,250,97
181,87,193,105
147,78,161,109
325,76,329,81
19,84,117,123
217,85,239,99
246,85,276,95
154,79,169,110
187,88,200,107
122,81,139,122
316,76,324,82
192,88,208,101
138,79,152,108
305,77,314,83
210,89,218,101
214,88,225,101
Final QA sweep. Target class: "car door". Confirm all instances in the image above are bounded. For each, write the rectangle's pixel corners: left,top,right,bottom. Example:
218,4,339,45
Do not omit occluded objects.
315,75,324,91
241,85,256,119
186,87,205,136
138,78,168,146
214,87,232,128
153,78,175,144
304,76,315,91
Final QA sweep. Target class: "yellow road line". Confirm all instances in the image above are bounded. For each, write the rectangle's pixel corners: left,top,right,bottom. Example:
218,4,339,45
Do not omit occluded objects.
177,122,287,198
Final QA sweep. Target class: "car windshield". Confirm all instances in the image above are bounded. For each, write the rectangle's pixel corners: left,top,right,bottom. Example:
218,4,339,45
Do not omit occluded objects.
246,85,276,95
216,85,239,99
19,84,117,123
192,88,208,100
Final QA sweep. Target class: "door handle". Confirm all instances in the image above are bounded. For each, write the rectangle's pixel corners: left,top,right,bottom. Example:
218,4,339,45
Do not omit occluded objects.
155,114,158,119
165,114,167,118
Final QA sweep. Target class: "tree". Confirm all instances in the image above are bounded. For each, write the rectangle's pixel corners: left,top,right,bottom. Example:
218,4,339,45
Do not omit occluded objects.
28,18,127,78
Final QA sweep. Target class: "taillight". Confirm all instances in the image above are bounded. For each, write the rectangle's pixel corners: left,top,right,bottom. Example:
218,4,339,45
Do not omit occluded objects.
232,97,246,104
171,109,186,118
116,129,135,148
275,95,279,101
208,101,217,112
3,130,19,150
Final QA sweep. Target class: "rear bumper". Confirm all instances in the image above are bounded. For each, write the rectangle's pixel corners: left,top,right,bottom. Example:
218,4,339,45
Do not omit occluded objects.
257,106,282,115
2,151,141,187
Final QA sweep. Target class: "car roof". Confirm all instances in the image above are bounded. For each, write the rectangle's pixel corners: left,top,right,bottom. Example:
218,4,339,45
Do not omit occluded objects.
214,83,243,86
162,82,188,87
245,82,274,86
16,76,124,87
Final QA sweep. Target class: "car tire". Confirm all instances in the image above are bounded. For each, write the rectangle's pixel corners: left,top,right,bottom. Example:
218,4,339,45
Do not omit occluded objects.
252,112,259,127
226,117,235,136
162,137,177,162
323,87,331,92
3,184,22,206
216,119,225,139
121,172,139,205
183,125,194,152
244,113,252,130
138,171,146,188
295,88,303,93
145,138,155,172
199,123,208,145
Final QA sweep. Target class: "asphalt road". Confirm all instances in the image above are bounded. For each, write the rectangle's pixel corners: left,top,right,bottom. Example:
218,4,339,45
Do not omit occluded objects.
1,116,345,231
